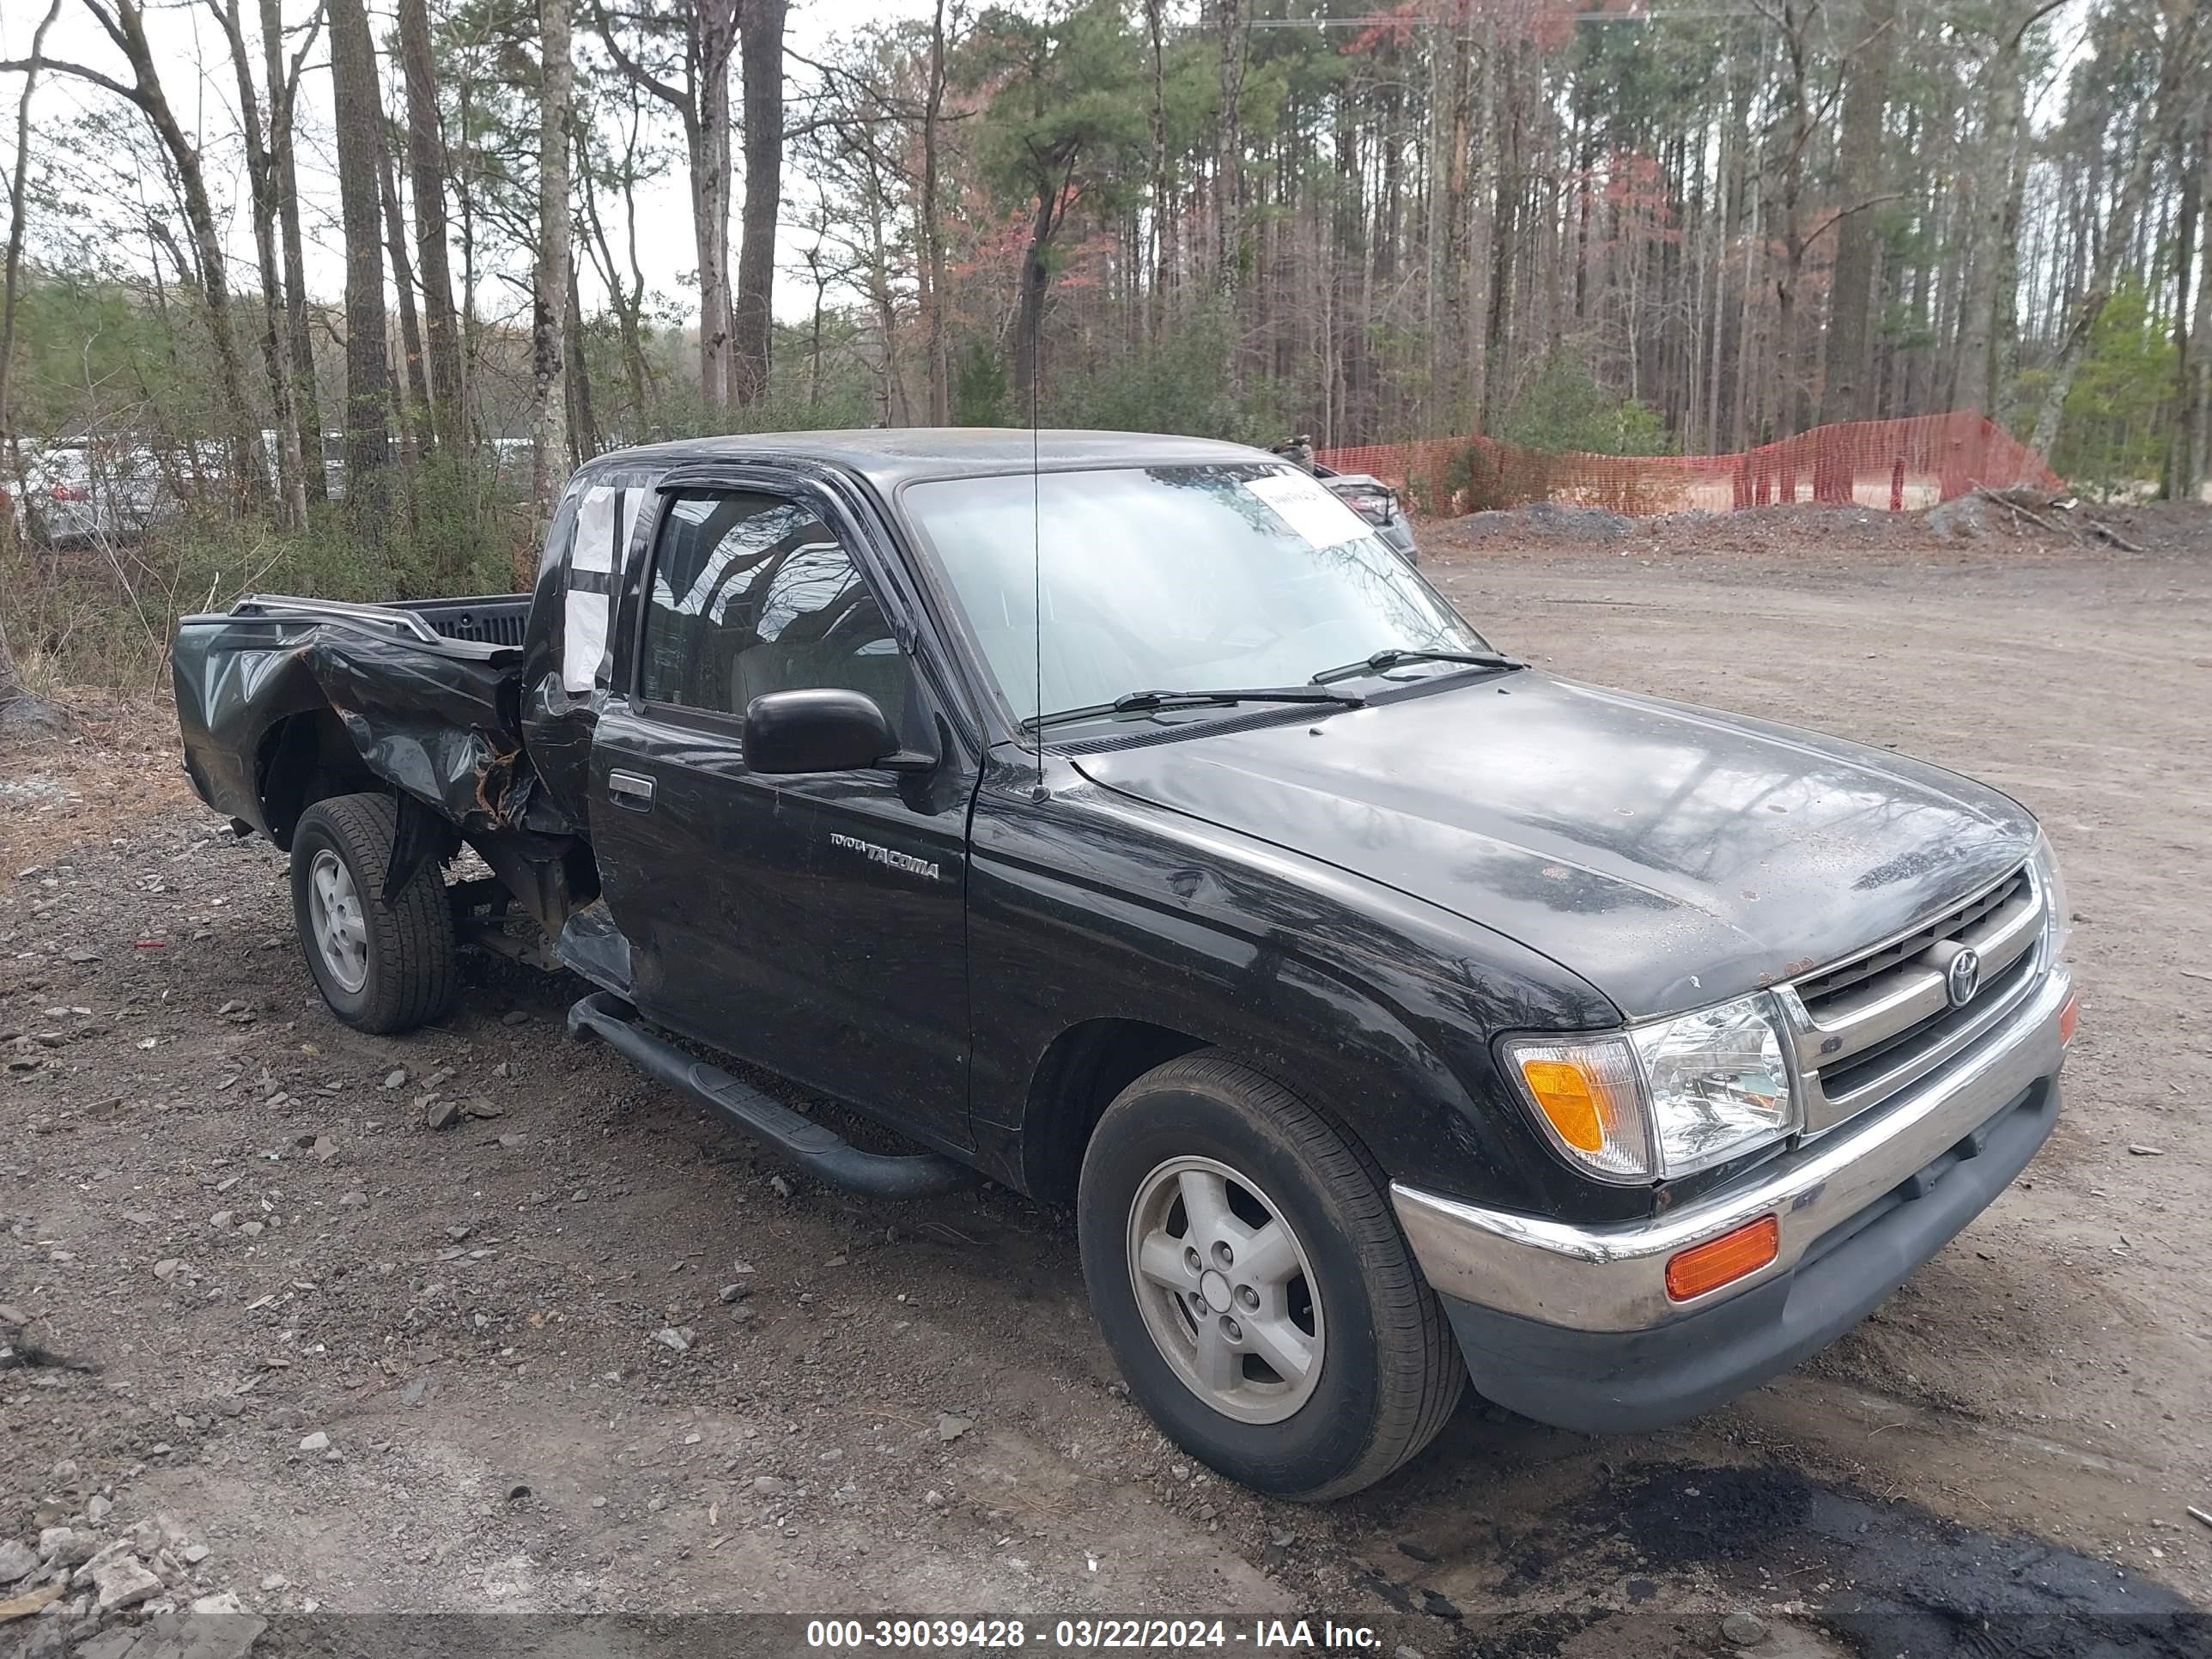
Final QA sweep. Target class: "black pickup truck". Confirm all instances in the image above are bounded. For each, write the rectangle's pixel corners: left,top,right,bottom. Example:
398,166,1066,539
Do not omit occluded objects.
173,429,2076,1501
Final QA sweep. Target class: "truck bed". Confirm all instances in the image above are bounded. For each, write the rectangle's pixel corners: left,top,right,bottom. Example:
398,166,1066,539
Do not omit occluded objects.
224,591,532,653
173,589,557,848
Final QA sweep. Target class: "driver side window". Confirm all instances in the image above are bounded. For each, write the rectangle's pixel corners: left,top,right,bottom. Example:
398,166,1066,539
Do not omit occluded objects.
639,489,914,724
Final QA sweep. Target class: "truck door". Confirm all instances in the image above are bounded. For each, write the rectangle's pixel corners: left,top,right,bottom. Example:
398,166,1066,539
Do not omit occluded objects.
586,479,976,1149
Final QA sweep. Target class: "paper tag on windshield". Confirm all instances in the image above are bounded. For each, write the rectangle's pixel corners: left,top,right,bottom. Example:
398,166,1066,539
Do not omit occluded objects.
1243,470,1372,550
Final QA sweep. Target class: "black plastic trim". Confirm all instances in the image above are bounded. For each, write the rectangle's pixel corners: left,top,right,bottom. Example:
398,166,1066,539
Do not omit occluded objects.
565,992,973,1198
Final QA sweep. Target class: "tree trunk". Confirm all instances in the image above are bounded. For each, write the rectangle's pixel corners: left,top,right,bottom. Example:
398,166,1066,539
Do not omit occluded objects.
1820,0,1894,426
2,0,65,526
1142,0,1168,347
2193,108,2212,495
1772,0,1814,441
1214,0,1248,307
596,0,733,410
533,0,574,524
922,0,951,422
328,0,390,530
1012,189,1058,408
733,0,787,406
696,12,736,410
2168,92,2206,499
264,0,326,501
565,253,598,465
398,0,465,451
379,143,434,462
1955,3,2061,415
208,0,307,528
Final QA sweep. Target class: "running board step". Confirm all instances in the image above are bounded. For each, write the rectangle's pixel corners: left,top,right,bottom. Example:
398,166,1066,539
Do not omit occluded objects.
565,992,972,1199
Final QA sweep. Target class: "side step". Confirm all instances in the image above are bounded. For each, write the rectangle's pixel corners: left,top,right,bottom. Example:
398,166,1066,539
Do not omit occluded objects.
566,992,972,1199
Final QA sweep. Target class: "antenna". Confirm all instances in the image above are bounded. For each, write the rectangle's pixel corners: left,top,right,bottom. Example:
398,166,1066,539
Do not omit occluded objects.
1029,246,1046,796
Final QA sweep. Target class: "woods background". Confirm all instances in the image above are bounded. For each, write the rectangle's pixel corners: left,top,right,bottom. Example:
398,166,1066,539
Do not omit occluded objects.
0,0,2207,701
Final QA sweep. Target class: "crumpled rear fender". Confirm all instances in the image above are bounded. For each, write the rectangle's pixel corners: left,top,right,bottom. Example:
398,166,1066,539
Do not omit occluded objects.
173,616,568,847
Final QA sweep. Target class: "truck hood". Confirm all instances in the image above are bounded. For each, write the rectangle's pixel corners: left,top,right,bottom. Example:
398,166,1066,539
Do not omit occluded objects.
1073,672,2038,1018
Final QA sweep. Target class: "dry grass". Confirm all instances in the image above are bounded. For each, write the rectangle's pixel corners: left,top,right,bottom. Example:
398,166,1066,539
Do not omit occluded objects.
0,688,194,872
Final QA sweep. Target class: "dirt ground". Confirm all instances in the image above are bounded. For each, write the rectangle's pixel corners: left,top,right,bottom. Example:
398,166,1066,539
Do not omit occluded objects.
3,501,2210,1657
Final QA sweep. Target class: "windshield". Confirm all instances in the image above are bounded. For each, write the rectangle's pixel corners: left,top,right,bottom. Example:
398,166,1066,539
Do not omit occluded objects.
901,463,1490,727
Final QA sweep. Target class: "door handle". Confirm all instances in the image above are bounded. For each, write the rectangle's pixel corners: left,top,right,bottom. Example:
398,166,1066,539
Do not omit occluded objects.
607,769,656,810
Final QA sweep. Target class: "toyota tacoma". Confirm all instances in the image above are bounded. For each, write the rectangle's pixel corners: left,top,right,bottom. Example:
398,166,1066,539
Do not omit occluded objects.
172,430,2076,1500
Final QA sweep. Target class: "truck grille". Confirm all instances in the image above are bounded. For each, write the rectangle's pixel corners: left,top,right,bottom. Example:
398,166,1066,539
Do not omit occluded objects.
1784,865,2045,1137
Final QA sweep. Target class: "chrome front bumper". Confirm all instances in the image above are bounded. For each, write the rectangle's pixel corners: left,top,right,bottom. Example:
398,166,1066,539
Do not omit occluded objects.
1392,966,2072,1334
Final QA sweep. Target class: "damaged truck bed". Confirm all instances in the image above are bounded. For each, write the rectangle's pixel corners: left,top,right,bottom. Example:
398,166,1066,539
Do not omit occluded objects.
173,590,597,936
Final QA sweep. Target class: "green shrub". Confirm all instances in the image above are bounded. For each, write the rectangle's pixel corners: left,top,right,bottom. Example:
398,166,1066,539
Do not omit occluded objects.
1498,353,1673,457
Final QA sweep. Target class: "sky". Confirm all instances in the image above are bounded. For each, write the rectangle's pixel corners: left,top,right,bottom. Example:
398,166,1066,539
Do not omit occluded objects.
3,0,938,327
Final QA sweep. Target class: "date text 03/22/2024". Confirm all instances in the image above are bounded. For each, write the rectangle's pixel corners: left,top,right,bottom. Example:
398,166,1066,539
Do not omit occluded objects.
803,1619,1389,1650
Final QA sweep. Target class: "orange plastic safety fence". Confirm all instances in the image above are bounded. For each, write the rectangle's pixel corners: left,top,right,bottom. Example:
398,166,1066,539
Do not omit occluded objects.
1316,411,2061,519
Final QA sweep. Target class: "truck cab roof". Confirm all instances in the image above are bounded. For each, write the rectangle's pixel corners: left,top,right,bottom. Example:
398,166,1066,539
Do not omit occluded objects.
579,427,1267,490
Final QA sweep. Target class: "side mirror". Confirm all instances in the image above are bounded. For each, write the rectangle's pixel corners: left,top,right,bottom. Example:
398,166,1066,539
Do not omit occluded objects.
742,688,933,775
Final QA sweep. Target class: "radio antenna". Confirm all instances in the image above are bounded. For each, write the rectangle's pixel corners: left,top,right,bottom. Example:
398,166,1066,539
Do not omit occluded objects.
1029,246,1046,791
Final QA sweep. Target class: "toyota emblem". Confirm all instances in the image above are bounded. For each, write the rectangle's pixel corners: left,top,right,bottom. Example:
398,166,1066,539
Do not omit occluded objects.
1946,947,1982,1008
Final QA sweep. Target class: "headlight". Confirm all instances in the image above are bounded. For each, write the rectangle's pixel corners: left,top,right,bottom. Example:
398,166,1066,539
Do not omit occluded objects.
1502,993,1799,1184
2032,831,2071,963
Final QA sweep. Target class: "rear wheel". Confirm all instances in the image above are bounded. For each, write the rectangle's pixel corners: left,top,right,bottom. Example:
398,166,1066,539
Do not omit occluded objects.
289,793,457,1034
1078,1054,1463,1500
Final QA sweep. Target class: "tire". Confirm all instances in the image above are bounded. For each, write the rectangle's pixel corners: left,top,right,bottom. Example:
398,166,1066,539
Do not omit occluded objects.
1077,1053,1464,1501
289,792,458,1035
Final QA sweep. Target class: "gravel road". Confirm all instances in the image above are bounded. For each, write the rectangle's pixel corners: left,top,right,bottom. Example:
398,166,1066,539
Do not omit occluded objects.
3,509,2209,1656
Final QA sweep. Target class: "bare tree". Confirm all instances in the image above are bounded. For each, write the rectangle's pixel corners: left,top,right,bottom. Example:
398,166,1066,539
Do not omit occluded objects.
1818,0,1895,428
8,0,270,507
328,0,391,525
594,0,738,410
207,0,308,526
1212,0,1248,304
733,0,789,404
398,0,466,452
535,0,575,521
379,143,434,460
1,0,64,497
0,0,66,732
920,0,952,422
264,0,326,501
2167,83,2207,501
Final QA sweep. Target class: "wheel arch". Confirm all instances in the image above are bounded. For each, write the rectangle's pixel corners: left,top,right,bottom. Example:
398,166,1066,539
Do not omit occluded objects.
256,705,378,850
1018,1018,1210,1206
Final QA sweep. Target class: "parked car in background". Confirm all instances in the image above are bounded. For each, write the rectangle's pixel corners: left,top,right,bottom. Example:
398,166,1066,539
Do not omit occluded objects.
1271,434,1419,564
1313,463,1418,565
8,441,167,544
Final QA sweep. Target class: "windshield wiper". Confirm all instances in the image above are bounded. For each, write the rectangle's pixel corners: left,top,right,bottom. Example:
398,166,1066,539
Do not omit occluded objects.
1309,647,1526,686
1023,684,1365,733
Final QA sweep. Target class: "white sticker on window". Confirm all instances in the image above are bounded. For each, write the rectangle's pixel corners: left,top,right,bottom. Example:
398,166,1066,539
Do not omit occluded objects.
1243,469,1372,550
574,485,617,573
562,592,609,693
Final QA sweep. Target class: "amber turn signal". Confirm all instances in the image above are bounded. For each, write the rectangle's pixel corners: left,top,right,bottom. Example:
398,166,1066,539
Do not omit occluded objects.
1521,1059,1607,1152
2058,991,2080,1046
1665,1214,1780,1302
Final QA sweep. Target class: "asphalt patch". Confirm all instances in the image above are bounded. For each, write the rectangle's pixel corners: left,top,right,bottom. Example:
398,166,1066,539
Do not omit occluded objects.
1591,1463,2208,1658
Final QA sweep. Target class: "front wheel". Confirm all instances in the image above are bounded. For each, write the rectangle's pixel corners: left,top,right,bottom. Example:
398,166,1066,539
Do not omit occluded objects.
289,792,458,1034
1077,1054,1463,1500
